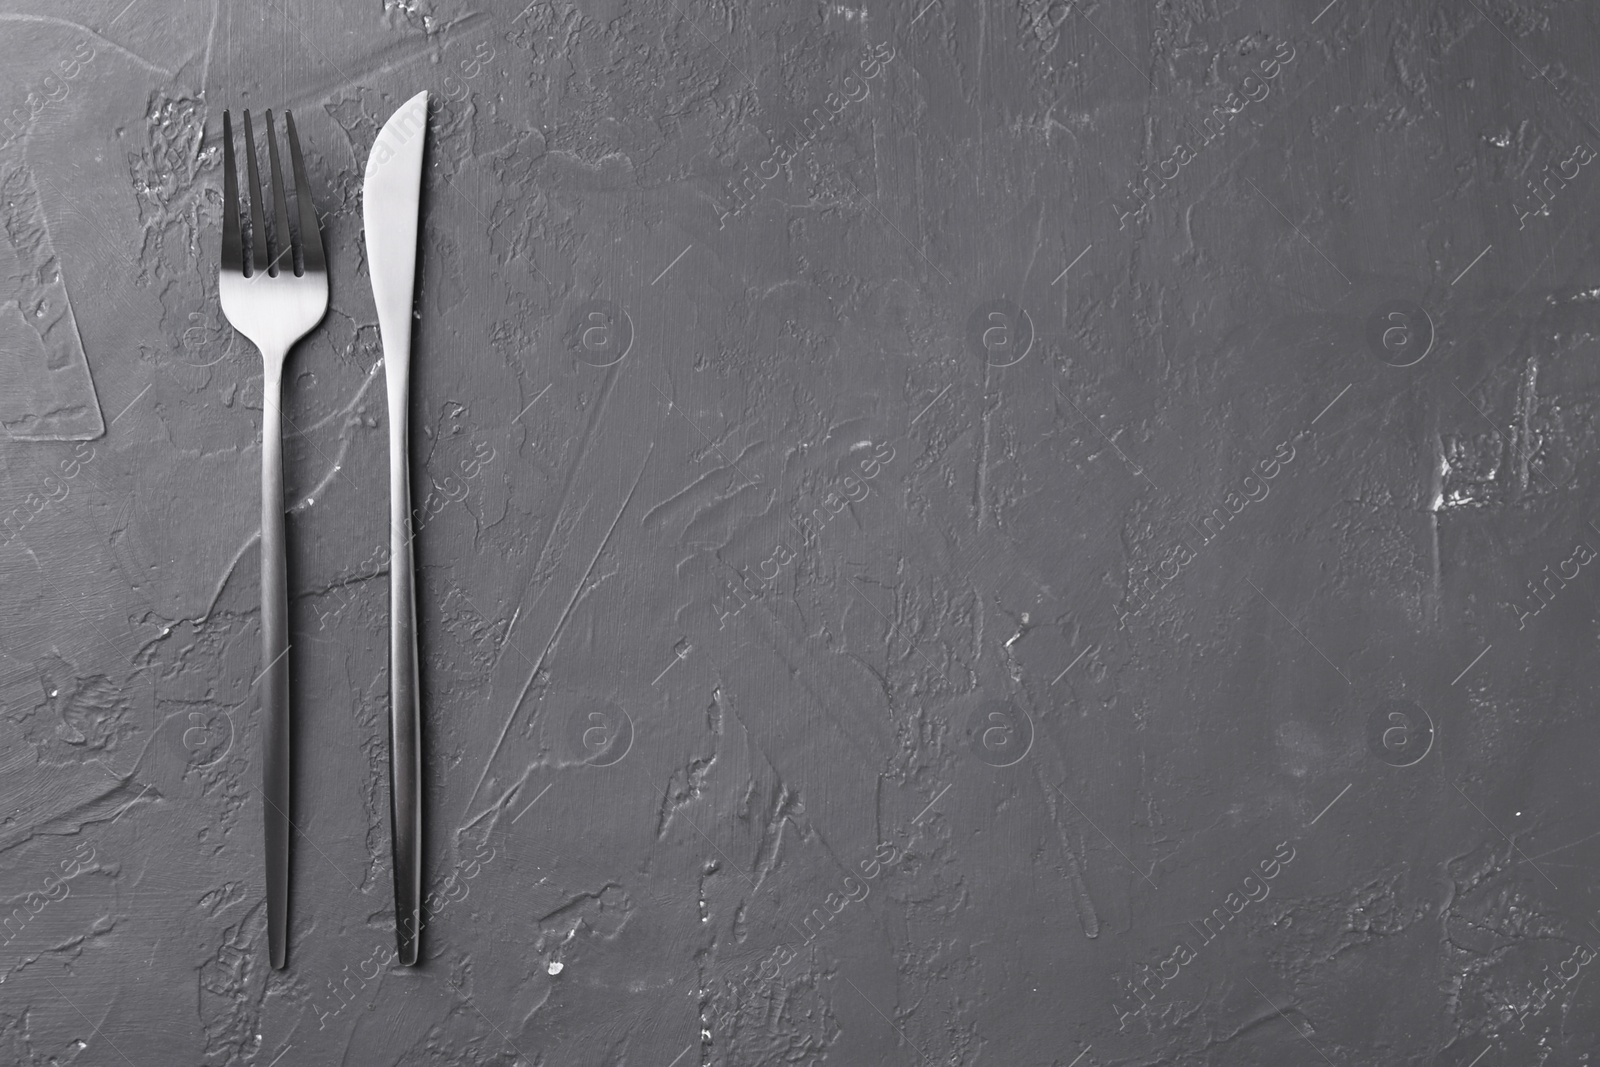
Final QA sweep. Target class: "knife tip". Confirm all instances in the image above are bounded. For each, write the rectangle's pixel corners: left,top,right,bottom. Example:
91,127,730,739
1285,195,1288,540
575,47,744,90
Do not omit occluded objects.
364,91,432,181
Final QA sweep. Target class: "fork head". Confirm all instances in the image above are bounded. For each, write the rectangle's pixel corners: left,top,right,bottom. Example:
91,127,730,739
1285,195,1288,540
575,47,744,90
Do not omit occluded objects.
219,108,329,368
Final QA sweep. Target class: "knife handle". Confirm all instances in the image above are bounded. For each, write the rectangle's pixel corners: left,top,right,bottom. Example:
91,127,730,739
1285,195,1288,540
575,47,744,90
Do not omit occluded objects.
260,368,292,970
389,406,423,965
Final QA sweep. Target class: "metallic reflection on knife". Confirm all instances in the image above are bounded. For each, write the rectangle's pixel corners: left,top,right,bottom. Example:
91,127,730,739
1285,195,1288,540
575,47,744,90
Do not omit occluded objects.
363,90,428,966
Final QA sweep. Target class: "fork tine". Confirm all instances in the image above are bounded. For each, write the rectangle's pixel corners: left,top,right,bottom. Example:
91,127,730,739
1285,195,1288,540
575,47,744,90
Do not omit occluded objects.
241,110,270,276
284,111,324,275
221,111,243,274
264,110,294,277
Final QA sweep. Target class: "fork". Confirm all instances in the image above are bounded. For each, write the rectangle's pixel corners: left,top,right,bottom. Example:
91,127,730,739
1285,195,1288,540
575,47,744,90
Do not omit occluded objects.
218,107,328,970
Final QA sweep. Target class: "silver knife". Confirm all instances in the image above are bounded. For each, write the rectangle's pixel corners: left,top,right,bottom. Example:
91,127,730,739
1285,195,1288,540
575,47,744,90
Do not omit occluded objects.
363,90,428,966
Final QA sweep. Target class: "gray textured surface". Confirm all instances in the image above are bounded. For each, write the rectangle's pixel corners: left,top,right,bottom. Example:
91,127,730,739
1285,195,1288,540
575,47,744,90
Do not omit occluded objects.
2,0,1599,1064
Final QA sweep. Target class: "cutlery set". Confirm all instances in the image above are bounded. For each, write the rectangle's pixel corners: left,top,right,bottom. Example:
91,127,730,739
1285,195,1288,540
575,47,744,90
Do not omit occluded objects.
217,93,430,969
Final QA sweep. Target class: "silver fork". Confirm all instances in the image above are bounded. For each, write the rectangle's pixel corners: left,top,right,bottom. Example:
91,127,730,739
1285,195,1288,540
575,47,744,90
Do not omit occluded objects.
218,107,328,971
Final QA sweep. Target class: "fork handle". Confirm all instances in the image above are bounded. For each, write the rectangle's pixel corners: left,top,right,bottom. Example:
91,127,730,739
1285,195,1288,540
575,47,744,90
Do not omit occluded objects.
260,368,292,971
389,402,423,966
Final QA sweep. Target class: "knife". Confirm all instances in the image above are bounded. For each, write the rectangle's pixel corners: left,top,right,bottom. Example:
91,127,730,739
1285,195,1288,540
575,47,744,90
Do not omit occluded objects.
363,90,428,966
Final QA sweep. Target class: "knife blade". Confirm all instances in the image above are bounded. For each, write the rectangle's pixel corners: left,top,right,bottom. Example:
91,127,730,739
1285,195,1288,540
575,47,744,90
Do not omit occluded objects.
363,89,428,967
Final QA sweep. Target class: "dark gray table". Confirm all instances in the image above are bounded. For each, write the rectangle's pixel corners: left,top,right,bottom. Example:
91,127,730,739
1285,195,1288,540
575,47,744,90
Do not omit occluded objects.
1,1,1596,1063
